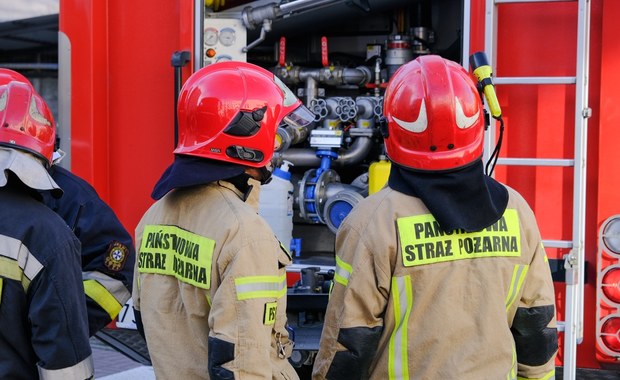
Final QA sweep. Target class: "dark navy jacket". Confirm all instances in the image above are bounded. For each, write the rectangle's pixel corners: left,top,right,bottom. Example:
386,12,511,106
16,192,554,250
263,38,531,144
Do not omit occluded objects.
41,165,135,336
0,186,92,379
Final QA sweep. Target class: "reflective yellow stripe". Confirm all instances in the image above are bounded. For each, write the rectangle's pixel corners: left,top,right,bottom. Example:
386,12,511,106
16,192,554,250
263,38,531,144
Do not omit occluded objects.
507,344,517,380
0,278,3,305
234,274,287,300
397,209,521,267
138,225,215,289
83,271,131,306
0,256,22,281
505,264,529,311
517,370,555,380
388,275,412,380
279,241,292,260
1,237,43,292
83,280,123,319
334,256,352,287
541,242,549,263
0,256,32,291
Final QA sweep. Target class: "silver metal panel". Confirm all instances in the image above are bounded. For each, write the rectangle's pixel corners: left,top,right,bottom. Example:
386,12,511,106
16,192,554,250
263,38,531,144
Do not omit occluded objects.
58,31,72,169
496,158,575,166
543,240,574,249
495,76,576,85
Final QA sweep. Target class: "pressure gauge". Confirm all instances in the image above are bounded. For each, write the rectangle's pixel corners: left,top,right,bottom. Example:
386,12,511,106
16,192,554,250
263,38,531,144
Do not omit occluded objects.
218,27,236,47
204,27,218,47
216,55,232,63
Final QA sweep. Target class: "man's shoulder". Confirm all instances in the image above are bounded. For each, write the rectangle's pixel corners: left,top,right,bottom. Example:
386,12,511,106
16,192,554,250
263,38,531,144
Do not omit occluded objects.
51,165,99,196
0,193,77,255
1,189,60,219
503,184,529,207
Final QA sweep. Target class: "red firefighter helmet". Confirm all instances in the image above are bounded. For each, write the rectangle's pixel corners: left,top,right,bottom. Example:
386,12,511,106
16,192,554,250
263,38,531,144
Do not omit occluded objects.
0,68,31,86
0,76,55,166
383,55,484,171
175,61,314,168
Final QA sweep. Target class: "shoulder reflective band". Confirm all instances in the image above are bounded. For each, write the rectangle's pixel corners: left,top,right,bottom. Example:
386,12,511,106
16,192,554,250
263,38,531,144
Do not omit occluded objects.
505,264,529,312
0,255,40,292
234,274,287,300
0,236,44,292
334,255,352,287
83,279,123,320
397,209,521,267
388,275,412,380
138,225,215,289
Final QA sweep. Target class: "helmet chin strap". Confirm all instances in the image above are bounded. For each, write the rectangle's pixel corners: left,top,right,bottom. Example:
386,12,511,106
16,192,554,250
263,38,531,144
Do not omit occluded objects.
258,166,273,185
244,163,273,185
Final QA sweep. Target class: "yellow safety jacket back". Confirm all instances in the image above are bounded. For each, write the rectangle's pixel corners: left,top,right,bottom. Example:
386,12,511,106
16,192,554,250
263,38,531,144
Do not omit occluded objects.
313,185,557,380
132,179,298,380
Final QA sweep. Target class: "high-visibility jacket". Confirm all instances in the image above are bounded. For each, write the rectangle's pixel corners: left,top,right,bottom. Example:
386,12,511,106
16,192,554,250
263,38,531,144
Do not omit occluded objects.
132,179,298,380
42,165,134,336
0,186,94,380
313,185,557,380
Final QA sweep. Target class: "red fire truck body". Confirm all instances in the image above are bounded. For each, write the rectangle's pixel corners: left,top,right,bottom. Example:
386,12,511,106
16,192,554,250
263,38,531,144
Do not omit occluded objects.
59,0,620,377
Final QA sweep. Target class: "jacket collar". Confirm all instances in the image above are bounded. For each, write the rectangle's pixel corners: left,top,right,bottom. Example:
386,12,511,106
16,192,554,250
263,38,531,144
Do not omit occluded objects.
152,155,245,200
216,178,262,211
388,160,508,232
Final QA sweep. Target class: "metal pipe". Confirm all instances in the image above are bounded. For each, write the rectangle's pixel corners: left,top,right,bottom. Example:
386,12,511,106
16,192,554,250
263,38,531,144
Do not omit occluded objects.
277,66,372,87
0,63,58,70
278,0,344,15
305,76,318,107
194,0,204,70
276,136,373,167
242,4,279,30
242,0,344,29
171,51,191,148
340,67,372,86
243,19,271,52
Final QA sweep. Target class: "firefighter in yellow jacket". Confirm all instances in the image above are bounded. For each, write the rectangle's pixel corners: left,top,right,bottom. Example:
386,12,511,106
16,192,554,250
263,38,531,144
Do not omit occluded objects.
132,62,314,379
312,55,558,380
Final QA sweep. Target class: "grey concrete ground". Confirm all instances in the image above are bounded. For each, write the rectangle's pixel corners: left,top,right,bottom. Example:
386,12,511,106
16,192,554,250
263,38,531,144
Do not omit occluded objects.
91,337,155,379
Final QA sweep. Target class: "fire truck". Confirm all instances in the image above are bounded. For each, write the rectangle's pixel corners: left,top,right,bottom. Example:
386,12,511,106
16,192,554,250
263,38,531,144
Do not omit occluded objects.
58,0,620,378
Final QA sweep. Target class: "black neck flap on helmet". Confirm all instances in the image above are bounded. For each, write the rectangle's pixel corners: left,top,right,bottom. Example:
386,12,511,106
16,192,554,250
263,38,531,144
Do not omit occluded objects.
151,155,245,200
388,159,508,232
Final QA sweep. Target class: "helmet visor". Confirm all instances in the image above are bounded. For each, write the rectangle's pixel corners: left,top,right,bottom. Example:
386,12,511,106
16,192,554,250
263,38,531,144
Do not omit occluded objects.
283,104,314,128
273,75,314,128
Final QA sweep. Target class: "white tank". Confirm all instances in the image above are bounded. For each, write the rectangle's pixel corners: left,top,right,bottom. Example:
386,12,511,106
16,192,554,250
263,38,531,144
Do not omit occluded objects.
259,161,294,250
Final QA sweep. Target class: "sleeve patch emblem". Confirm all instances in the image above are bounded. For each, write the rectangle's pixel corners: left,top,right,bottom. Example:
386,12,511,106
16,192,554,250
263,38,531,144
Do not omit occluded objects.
104,241,129,272
263,302,277,325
